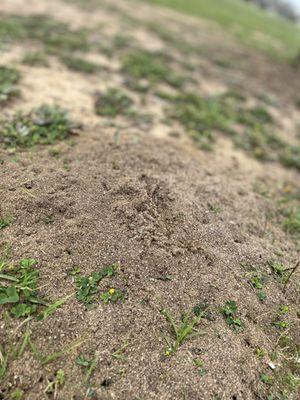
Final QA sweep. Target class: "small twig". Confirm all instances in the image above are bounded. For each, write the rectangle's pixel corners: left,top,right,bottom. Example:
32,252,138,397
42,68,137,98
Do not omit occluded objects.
283,260,300,292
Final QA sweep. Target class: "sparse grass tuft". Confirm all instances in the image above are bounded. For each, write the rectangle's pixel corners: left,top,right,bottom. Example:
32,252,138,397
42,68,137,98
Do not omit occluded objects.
122,50,184,88
160,308,205,355
0,65,20,104
59,54,100,73
0,217,12,230
94,89,134,117
22,51,49,67
0,105,79,148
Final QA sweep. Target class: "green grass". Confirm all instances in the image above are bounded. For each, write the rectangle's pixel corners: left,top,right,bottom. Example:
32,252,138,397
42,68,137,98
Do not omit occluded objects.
22,51,49,67
59,54,100,73
161,90,300,169
0,66,20,104
0,217,11,230
0,105,79,148
94,89,134,117
160,308,205,355
122,50,184,88
143,0,300,59
0,15,90,54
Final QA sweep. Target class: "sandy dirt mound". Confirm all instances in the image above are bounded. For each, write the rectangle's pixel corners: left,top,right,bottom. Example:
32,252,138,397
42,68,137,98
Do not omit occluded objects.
0,0,299,399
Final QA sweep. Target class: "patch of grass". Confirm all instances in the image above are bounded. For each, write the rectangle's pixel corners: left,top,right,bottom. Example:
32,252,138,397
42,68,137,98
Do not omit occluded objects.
59,54,100,73
160,308,205,355
94,89,134,117
143,0,300,60
0,15,90,54
220,300,244,332
268,260,289,283
75,264,118,308
122,50,184,88
0,217,11,230
0,105,79,148
0,65,20,104
282,206,300,236
101,287,125,303
163,90,300,169
0,258,42,318
22,51,49,67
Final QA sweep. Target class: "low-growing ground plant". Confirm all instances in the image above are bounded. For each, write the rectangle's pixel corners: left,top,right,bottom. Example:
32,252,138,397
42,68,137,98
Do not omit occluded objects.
75,263,118,308
94,89,134,117
0,258,41,318
272,305,289,330
0,217,11,230
122,49,184,89
160,307,205,355
0,15,90,55
194,359,206,376
59,54,100,74
0,65,20,104
101,287,125,303
220,300,244,331
0,105,79,148
22,51,49,67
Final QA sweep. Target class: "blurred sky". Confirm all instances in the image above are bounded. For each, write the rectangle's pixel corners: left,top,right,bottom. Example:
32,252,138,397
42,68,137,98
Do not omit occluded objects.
287,0,300,12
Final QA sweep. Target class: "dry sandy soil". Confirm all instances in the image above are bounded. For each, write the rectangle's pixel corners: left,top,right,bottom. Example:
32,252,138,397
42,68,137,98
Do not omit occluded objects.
0,0,299,399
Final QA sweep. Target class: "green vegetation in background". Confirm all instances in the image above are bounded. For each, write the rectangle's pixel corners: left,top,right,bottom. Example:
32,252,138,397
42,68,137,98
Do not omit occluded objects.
161,90,300,170
0,15,89,53
94,89,134,117
0,66,20,104
0,105,79,148
122,50,184,88
59,55,101,74
143,0,300,59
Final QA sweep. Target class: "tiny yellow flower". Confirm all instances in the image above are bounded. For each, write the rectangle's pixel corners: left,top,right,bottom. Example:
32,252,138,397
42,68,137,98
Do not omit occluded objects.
109,288,115,295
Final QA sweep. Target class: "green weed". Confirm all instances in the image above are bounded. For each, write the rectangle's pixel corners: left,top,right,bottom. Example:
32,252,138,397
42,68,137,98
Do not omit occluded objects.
0,105,79,148
160,308,205,355
0,217,11,230
0,258,42,318
101,287,125,303
94,89,134,117
272,305,289,330
75,263,118,307
220,300,244,331
194,359,206,376
0,65,20,104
